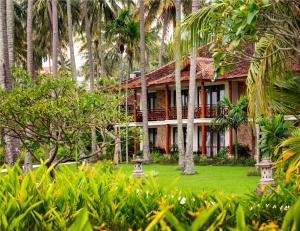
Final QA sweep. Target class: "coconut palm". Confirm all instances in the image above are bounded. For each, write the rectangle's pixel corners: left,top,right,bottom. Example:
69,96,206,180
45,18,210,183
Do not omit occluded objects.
143,0,192,66
26,0,34,77
6,0,14,66
212,96,248,159
174,0,185,169
0,0,19,167
184,0,200,175
66,0,76,80
139,0,151,162
52,0,58,77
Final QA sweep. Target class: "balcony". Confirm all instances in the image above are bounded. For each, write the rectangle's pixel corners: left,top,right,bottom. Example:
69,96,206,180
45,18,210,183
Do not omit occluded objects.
132,105,229,122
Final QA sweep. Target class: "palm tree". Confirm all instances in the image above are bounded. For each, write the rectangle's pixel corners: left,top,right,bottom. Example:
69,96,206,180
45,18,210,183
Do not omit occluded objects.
66,0,77,80
143,0,191,66
276,128,300,181
139,0,151,162
174,0,185,169
0,0,19,168
6,0,14,66
52,0,58,78
184,0,200,175
24,0,35,173
26,0,34,77
212,96,248,159
83,0,97,156
258,114,291,160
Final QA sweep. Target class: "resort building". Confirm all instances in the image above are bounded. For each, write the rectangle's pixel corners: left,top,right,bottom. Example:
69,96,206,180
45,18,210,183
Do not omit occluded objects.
124,51,257,158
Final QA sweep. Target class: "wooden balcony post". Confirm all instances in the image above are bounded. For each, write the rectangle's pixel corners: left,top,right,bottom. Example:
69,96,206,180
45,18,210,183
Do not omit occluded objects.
201,81,206,156
133,90,138,154
228,81,233,157
165,86,170,156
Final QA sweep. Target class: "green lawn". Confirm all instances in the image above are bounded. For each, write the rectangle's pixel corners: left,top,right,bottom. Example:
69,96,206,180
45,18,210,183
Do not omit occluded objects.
119,164,259,196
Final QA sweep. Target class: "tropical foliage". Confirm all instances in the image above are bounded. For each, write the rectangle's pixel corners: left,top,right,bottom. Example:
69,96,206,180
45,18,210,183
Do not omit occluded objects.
213,96,248,158
0,162,299,230
0,70,126,170
258,114,292,160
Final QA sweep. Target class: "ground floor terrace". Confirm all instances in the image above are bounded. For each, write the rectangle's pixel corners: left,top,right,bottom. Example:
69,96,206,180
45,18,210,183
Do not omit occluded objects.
129,122,255,158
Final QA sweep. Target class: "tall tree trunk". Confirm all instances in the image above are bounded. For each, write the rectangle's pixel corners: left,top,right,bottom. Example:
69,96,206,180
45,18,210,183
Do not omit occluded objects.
125,59,131,163
27,0,34,77
235,129,238,159
175,0,185,169
66,0,77,80
24,0,35,172
183,0,199,175
0,0,19,168
52,0,58,78
158,1,167,67
139,0,151,162
6,0,13,66
83,0,97,156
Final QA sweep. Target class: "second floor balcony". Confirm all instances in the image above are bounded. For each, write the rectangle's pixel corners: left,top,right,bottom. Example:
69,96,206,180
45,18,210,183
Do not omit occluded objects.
132,105,229,122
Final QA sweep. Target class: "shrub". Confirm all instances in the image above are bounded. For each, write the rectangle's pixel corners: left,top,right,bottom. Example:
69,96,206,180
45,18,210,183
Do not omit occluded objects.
0,162,298,230
246,168,260,176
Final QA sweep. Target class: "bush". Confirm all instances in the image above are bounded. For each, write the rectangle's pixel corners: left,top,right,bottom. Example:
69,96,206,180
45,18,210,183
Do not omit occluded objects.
246,168,260,176
0,162,298,230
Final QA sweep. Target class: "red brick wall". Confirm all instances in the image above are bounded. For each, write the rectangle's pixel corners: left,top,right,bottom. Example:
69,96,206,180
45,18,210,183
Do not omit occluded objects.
238,123,255,156
155,90,165,109
157,126,166,150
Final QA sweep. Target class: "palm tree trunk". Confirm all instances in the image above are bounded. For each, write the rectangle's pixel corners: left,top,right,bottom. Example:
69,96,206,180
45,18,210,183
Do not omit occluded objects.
139,0,151,162
66,0,77,80
175,0,185,169
27,0,34,77
52,0,58,78
184,0,200,175
25,0,35,172
125,60,131,163
235,129,238,159
158,1,167,67
6,0,14,66
0,0,19,168
83,0,97,157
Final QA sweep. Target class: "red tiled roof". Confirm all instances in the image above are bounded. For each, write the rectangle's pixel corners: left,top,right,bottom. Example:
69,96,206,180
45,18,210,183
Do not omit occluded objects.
126,57,249,89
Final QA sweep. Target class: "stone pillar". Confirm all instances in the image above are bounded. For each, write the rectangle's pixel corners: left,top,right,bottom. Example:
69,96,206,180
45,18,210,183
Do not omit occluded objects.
256,159,276,195
132,159,144,178
201,81,206,156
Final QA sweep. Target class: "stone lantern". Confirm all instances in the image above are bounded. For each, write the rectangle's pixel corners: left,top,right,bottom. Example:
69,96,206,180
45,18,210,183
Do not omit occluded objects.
132,159,144,178
256,158,276,195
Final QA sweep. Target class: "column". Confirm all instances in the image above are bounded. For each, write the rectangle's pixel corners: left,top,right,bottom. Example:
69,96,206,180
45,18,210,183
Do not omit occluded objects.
228,81,233,157
133,90,138,154
165,86,170,156
201,81,206,156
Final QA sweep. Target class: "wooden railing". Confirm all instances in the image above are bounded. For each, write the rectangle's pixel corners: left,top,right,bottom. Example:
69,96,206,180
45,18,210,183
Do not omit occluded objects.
131,106,229,122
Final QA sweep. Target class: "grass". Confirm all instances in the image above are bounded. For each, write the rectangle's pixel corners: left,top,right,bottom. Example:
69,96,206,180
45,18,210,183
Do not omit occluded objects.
119,164,260,196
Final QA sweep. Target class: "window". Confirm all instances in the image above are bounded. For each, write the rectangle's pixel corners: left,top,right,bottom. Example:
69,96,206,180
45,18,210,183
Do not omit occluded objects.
199,85,225,107
198,126,225,157
173,127,187,148
149,128,157,150
173,90,189,107
148,93,156,111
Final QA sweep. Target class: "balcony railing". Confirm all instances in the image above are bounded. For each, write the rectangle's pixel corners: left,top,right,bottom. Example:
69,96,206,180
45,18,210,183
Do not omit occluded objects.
131,105,228,122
